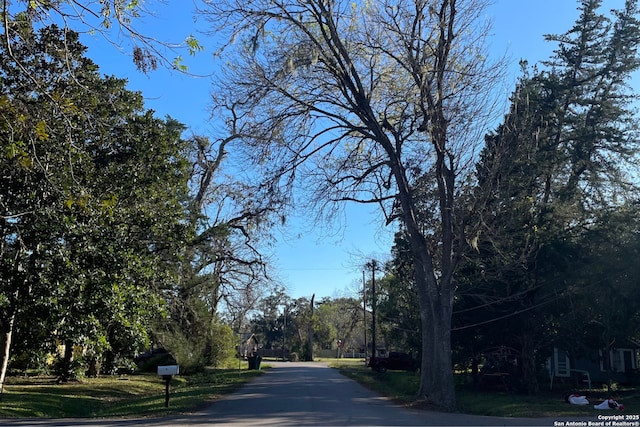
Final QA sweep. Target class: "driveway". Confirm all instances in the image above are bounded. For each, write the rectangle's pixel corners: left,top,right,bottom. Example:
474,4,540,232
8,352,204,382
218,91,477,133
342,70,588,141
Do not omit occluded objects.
0,361,605,426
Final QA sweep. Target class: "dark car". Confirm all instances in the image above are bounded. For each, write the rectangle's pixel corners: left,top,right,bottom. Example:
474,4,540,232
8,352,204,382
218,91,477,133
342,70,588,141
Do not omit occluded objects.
368,351,419,373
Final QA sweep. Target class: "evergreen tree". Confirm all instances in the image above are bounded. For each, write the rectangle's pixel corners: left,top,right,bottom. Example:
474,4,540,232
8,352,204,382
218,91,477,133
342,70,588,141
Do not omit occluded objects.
463,0,640,393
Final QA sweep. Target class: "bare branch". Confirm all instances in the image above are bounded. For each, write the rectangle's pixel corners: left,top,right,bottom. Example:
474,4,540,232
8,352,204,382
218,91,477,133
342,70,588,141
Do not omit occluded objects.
202,0,505,409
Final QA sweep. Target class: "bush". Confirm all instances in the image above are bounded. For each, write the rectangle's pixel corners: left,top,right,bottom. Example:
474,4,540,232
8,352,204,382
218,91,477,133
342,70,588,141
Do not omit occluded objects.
154,320,237,374
205,321,236,368
9,350,50,375
134,348,177,373
52,357,84,382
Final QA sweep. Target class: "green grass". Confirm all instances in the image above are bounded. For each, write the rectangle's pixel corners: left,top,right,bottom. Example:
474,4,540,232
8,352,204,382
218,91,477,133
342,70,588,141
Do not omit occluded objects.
335,360,421,405
455,388,640,418
0,364,263,419
333,361,640,418
3,359,639,420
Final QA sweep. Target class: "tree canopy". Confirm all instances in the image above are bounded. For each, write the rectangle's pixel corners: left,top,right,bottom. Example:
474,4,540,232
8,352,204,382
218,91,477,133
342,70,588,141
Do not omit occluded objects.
201,0,504,409
2,0,640,410
0,22,196,383
1,0,202,72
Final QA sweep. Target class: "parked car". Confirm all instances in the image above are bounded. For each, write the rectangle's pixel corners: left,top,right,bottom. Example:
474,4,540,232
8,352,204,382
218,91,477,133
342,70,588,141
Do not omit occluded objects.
367,351,419,373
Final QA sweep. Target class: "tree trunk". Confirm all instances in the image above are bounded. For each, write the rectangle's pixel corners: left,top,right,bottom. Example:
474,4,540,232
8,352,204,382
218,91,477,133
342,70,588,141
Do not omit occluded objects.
391,144,457,411
519,329,539,394
411,235,456,410
60,339,76,382
417,288,455,408
0,314,16,399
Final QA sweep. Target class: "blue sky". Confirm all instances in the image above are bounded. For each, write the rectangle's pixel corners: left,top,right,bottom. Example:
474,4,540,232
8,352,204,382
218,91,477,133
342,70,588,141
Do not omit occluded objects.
78,0,627,300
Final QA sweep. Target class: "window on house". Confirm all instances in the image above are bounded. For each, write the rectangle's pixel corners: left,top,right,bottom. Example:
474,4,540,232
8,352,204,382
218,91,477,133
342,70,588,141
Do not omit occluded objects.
600,349,638,372
554,348,570,377
611,350,623,373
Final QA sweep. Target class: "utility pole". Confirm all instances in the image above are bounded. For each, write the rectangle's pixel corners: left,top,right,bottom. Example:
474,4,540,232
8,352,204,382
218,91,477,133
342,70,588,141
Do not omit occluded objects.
362,269,367,359
307,294,315,361
370,260,377,358
282,305,287,361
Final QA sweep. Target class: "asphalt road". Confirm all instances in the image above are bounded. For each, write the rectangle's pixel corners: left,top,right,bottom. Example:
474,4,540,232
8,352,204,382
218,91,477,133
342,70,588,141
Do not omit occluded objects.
0,361,607,426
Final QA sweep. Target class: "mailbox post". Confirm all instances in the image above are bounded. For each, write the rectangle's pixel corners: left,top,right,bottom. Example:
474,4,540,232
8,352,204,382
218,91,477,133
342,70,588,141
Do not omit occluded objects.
157,365,179,408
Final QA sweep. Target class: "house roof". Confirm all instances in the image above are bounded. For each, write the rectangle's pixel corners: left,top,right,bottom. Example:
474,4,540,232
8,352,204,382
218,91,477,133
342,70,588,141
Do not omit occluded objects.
241,333,260,345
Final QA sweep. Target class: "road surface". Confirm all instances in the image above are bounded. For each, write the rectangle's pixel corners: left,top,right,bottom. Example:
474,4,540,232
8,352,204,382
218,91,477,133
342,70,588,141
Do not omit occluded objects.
0,361,604,426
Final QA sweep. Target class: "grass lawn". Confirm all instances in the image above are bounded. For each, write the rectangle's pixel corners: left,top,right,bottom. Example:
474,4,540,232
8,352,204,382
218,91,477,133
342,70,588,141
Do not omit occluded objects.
0,364,263,418
331,359,640,418
2,358,638,420
455,388,639,418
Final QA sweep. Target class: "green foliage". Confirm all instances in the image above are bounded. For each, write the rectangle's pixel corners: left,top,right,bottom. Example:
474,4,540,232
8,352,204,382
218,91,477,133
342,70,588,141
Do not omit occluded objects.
207,321,237,367
375,239,421,356
1,23,193,381
453,0,640,394
52,356,85,382
551,205,640,364
156,314,238,374
249,290,291,351
314,297,363,352
4,0,188,72
186,34,204,56
172,56,188,72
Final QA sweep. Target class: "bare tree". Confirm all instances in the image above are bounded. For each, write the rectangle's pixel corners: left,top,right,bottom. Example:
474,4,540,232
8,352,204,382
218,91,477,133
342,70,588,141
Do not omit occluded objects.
202,0,503,409
173,131,282,334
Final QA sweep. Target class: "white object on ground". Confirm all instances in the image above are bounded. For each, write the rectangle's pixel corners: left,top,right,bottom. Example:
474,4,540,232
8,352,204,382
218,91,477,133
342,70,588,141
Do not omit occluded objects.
594,399,624,410
568,395,589,405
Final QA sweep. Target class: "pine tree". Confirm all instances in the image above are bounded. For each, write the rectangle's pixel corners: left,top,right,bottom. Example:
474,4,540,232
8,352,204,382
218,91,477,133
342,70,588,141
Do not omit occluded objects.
465,0,640,394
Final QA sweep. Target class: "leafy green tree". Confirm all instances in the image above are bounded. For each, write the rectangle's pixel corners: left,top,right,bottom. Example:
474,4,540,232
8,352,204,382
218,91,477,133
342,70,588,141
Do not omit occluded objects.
375,237,421,357
249,289,290,351
314,297,362,355
553,205,640,389
276,297,308,360
541,0,640,204
2,5,277,383
0,24,192,384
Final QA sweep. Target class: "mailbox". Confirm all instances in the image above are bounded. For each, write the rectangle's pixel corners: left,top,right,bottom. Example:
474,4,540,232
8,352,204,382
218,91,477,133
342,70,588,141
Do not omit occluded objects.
158,365,179,408
157,365,179,376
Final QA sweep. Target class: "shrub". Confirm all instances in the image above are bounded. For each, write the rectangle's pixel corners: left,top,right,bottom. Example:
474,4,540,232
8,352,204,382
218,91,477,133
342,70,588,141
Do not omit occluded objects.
205,321,236,368
134,348,177,373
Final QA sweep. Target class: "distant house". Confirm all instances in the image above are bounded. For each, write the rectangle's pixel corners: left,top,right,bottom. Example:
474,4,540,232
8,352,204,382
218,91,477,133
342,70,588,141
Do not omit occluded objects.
238,334,261,359
548,342,640,389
